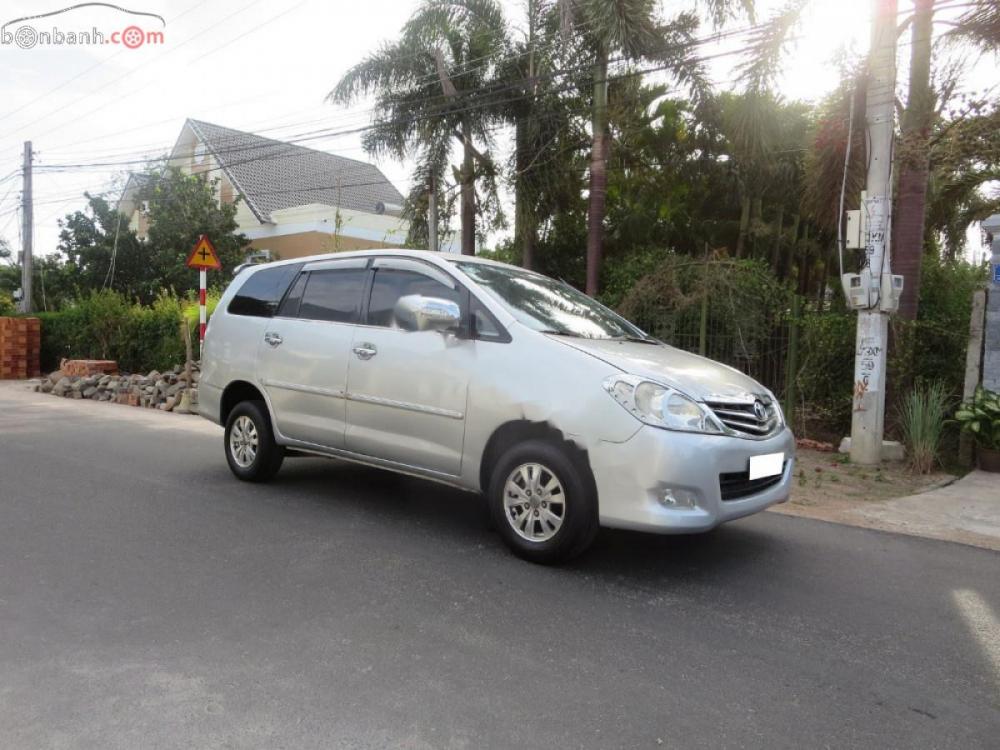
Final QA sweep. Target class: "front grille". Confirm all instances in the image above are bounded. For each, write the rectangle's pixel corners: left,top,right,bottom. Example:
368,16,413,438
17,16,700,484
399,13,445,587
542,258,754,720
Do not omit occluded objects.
706,397,781,438
719,463,787,501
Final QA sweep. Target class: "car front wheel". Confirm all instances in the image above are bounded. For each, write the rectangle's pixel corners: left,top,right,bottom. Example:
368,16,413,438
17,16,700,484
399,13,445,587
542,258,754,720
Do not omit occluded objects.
224,400,284,482
487,439,598,564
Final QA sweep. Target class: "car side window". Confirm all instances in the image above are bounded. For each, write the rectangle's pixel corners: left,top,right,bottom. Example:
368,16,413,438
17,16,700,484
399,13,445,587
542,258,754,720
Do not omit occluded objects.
228,263,303,317
366,266,461,329
471,299,507,342
297,268,367,323
277,272,308,318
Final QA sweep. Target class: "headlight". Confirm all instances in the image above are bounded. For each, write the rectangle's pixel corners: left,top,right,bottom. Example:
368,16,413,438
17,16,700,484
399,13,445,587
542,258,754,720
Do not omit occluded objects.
604,375,724,434
766,390,786,427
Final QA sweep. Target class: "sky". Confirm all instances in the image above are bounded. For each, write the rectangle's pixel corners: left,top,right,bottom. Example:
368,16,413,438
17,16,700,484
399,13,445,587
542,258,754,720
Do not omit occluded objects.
0,0,993,268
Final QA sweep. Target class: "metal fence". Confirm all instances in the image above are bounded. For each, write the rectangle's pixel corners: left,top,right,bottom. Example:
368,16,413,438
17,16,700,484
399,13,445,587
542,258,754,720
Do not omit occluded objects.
618,258,800,414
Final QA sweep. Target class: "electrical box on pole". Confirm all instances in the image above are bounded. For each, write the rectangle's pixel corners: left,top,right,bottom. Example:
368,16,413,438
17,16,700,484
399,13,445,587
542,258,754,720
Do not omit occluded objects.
844,191,867,251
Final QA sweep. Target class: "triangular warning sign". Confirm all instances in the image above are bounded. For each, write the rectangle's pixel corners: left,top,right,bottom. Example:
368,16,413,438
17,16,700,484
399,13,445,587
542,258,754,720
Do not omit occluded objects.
186,235,222,270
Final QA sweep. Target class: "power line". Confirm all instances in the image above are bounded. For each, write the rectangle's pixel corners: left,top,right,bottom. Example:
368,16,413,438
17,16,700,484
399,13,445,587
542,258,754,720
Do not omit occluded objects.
33,28,764,175
23,15,762,170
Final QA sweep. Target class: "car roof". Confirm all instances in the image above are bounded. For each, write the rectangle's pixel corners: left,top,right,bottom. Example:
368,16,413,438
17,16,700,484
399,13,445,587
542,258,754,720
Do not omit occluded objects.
243,248,518,275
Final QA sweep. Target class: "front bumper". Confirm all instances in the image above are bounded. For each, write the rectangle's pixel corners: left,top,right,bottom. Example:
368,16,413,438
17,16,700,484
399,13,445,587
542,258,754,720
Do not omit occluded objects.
589,425,796,533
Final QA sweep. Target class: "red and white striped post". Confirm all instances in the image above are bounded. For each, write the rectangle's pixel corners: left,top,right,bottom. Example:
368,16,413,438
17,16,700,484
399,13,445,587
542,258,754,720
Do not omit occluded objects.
199,268,207,343
185,235,221,351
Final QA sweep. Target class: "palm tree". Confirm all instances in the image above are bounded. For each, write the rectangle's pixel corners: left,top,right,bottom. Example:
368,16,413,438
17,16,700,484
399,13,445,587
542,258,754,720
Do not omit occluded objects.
894,0,1000,318
924,101,1000,260
740,0,1000,319
719,91,779,258
558,1,723,294
495,0,590,270
330,0,508,255
954,0,1000,54
502,0,551,269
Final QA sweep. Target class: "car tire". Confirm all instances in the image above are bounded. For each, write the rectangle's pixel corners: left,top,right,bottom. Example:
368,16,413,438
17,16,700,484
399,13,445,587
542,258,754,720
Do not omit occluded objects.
487,439,599,564
224,400,284,482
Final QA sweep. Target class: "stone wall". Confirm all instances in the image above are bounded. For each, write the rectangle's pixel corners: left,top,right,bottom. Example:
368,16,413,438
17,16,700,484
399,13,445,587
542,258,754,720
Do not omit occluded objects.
37,363,199,414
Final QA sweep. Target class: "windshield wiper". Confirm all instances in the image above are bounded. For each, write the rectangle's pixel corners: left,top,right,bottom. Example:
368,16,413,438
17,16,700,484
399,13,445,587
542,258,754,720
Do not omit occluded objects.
539,330,658,344
611,334,659,344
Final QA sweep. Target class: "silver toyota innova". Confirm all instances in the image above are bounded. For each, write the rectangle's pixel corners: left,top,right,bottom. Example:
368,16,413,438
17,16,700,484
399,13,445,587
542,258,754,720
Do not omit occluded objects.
200,250,794,563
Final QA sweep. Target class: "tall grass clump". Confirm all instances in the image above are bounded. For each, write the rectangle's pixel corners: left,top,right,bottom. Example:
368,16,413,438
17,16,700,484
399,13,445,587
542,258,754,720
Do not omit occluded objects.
898,381,951,474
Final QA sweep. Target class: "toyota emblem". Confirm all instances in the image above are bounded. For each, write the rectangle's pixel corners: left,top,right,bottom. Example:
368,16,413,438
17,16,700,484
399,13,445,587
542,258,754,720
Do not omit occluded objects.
753,400,767,421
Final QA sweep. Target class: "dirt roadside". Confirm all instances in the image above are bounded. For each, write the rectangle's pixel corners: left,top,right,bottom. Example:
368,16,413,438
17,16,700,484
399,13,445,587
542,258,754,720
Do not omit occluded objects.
773,448,999,551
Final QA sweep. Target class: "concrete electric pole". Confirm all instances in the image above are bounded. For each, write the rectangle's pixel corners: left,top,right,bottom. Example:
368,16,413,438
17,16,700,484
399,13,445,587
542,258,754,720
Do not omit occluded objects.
19,141,33,314
849,0,898,465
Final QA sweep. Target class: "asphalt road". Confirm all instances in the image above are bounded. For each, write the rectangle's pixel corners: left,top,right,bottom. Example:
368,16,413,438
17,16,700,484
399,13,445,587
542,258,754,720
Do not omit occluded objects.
1,385,998,749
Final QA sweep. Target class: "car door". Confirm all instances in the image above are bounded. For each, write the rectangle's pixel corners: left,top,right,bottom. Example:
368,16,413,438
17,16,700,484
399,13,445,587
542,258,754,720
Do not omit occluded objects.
345,257,474,476
257,257,369,450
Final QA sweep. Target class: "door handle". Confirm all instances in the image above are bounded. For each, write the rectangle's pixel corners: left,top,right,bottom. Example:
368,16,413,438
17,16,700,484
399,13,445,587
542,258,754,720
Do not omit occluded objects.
264,332,283,347
352,343,377,360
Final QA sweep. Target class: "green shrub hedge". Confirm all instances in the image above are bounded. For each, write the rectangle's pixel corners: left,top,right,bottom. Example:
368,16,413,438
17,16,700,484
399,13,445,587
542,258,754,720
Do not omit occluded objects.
36,290,221,373
796,259,985,435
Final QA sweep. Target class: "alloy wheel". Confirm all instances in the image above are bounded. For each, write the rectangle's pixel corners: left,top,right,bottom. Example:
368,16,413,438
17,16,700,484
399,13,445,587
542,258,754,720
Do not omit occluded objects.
229,415,259,468
503,462,566,542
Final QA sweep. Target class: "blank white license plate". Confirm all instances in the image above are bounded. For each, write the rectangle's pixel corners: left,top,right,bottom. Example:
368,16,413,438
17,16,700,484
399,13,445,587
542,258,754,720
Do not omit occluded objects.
749,452,784,480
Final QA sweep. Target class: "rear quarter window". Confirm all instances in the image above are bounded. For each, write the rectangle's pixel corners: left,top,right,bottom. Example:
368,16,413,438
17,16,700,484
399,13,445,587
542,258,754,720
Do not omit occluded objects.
228,263,303,317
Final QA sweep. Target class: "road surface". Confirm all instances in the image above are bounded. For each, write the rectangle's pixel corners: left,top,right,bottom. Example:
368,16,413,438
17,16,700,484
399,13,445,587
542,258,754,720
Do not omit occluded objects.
1,384,998,749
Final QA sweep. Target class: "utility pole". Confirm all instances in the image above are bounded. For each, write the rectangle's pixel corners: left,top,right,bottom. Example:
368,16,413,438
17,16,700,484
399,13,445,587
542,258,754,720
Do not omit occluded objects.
19,141,33,314
427,172,438,253
849,0,897,465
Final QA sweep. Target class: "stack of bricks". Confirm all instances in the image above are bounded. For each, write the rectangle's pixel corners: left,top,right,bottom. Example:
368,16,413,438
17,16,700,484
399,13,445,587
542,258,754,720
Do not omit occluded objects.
59,358,119,377
0,317,41,380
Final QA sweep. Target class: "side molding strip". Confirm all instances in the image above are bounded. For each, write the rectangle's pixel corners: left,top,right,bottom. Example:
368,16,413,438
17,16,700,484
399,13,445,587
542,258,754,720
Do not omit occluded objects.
346,392,464,420
262,379,345,399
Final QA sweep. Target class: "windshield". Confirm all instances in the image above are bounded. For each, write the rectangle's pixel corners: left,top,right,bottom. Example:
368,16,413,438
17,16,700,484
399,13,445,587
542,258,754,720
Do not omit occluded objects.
453,261,650,340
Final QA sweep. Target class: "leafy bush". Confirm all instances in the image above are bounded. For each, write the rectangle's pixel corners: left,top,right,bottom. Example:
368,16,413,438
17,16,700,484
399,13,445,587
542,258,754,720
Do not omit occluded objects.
181,289,221,334
617,254,795,397
797,310,856,435
0,292,15,316
954,387,1000,450
599,248,670,309
796,259,985,437
898,381,951,473
37,290,188,373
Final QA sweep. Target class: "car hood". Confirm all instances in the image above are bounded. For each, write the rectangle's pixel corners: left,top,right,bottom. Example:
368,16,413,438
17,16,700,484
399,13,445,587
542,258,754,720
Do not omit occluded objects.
550,336,769,402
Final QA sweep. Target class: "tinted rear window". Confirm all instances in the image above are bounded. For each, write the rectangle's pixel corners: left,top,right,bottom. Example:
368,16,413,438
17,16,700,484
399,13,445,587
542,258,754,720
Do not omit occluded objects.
228,264,303,317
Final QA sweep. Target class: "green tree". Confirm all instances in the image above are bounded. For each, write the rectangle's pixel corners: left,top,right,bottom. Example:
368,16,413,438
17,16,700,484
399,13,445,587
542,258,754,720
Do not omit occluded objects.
739,0,1000,319
497,0,587,270
924,100,1000,259
558,0,721,294
330,0,509,255
0,239,15,313
56,166,248,304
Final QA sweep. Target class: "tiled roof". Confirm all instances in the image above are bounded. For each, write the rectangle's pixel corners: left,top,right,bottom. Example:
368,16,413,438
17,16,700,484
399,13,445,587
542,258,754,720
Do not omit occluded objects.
184,119,405,224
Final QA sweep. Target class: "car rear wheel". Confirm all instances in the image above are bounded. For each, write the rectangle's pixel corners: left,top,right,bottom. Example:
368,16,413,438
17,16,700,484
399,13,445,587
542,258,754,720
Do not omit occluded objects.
487,439,598,564
224,400,284,482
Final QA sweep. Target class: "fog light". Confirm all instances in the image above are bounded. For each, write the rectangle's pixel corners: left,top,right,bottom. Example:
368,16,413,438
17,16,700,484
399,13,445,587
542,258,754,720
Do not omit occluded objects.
660,488,699,509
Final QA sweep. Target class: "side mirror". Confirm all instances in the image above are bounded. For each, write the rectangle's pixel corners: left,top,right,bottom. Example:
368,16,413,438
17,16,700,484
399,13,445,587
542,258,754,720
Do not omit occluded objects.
394,294,461,333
